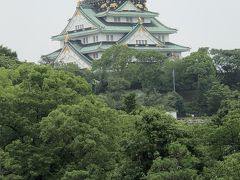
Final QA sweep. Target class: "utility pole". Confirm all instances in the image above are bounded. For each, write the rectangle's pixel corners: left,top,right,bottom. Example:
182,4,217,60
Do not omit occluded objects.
172,69,176,92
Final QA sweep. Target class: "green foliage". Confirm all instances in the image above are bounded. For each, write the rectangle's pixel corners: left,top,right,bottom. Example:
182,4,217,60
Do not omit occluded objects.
210,110,240,159
204,153,240,180
0,45,19,69
174,48,216,91
1,46,240,179
211,49,240,89
93,45,136,76
205,82,232,115
39,96,122,179
124,93,137,113
118,108,188,178
147,142,199,180
0,45,17,58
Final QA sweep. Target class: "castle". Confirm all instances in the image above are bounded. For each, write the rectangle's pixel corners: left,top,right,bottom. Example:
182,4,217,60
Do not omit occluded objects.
42,0,189,69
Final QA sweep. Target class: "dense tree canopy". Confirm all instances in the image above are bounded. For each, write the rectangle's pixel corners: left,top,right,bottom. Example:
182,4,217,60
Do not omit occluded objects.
0,45,240,180
211,49,240,89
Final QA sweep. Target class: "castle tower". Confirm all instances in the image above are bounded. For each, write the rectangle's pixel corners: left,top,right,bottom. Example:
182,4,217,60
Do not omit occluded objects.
42,0,189,69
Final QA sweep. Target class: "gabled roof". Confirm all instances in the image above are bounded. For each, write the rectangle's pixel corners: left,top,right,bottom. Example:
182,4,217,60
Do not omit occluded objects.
116,0,141,12
151,18,177,33
53,6,177,41
118,23,164,46
55,41,92,66
61,7,103,35
41,49,62,61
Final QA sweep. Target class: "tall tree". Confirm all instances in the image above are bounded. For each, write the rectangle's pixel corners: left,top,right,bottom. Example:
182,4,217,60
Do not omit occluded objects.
211,49,240,89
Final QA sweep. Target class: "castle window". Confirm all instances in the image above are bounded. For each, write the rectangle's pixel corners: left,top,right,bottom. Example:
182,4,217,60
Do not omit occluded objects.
93,35,98,42
106,35,114,41
136,40,147,45
158,35,165,42
83,37,88,44
114,17,121,22
126,17,133,23
162,35,165,42
75,24,84,30
93,52,99,59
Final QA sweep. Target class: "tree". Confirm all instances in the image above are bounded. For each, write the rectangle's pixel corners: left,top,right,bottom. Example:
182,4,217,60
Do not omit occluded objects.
210,109,240,159
120,108,188,179
205,82,232,115
133,50,168,91
203,153,240,180
146,143,199,180
0,45,17,59
213,91,240,125
211,49,240,89
92,45,136,77
124,93,137,113
92,45,136,94
39,96,122,179
171,48,218,115
0,63,91,149
175,48,217,91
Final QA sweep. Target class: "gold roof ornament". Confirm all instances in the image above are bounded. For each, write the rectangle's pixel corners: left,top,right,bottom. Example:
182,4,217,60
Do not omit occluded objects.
138,17,143,25
76,0,81,8
63,46,70,54
64,32,70,43
76,9,81,16
110,2,118,9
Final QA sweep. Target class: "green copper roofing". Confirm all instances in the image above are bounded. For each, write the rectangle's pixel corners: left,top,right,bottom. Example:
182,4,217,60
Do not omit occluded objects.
116,0,140,11
80,7,105,28
43,41,189,65
52,6,176,41
69,40,114,54
132,42,190,52
80,43,113,54
42,49,62,61
96,11,159,18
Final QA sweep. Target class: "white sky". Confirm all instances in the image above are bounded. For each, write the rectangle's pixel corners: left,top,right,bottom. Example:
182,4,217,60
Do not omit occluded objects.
0,0,239,61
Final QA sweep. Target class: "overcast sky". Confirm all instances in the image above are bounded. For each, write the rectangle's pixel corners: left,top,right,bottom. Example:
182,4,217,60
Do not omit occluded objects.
0,0,239,61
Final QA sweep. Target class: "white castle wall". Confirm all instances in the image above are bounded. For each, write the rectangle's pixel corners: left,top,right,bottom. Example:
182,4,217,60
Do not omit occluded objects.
104,16,151,23
72,33,125,44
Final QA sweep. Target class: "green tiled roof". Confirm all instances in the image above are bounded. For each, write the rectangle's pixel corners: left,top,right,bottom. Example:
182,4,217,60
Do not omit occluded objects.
52,6,176,41
80,43,113,54
41,49,62,61
132,42,190,52
96,11,159,18
81,7,175,33
80,7,105,28
43,41,189,65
